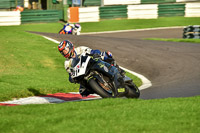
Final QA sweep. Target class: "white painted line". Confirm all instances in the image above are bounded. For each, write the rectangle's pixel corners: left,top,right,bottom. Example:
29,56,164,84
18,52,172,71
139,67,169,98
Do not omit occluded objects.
69,92,101,97
0,93,101,105
42,36,152,90
80,26,184,35
120,66,152,90
0,96,65,105
43,36,60,44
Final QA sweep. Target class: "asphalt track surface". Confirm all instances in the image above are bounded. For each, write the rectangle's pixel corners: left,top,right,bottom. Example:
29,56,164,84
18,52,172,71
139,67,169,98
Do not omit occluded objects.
30,27,200,99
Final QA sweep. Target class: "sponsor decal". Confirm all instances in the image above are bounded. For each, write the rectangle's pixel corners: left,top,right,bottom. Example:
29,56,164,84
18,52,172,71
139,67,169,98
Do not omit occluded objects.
98,63,104,68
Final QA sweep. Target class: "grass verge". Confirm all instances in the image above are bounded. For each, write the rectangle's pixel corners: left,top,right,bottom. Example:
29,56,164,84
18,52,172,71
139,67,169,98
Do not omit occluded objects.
81,17,200,32
0,96,199,133
144,38,200,43
0,27,80,101
19,17,200,33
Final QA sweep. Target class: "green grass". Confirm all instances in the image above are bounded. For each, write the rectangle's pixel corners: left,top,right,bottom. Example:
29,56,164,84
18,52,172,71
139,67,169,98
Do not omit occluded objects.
0,26,79,101
80,17,200,32
0,96,199,133
19,17,200,33
145,38,200,43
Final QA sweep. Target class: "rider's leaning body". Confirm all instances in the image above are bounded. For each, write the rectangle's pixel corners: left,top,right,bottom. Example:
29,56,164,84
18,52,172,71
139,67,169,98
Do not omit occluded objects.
59,23,81,35
58,40,113,74
58,40,119,96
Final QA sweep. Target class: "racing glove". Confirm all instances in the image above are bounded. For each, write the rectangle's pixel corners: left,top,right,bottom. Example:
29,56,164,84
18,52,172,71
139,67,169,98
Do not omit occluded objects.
101,51,113,60
93,53,101,59
69,73,75,83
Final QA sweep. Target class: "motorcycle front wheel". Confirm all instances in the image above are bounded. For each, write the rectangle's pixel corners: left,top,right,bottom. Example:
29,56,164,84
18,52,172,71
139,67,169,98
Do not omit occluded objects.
88,79,112,98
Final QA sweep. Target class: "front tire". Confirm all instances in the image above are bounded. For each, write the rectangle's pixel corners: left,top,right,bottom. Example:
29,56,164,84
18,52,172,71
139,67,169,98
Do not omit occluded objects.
88,79,112,98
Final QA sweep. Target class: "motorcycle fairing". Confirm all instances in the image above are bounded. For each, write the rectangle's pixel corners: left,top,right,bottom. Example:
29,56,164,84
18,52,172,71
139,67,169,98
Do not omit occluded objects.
71,55,91,79
59,25,73,34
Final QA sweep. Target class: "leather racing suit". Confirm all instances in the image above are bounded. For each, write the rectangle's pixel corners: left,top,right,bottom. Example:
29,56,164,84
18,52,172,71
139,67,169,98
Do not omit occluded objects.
64,46,117,96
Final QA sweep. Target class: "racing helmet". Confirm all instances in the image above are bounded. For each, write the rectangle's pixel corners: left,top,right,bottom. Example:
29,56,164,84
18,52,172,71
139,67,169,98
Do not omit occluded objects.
58,40,75,58
74,23,81,29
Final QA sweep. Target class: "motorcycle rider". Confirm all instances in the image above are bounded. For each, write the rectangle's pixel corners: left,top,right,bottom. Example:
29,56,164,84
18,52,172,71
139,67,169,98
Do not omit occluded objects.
58,40,125,96
59,23,81,35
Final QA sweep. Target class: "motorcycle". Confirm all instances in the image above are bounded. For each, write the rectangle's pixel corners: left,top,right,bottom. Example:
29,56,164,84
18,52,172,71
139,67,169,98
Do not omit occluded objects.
70,53,140,98
59,23,81,35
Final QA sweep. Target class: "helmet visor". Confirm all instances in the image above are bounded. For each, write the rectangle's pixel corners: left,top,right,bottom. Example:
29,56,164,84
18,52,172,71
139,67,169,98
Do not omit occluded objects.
60,47,74,58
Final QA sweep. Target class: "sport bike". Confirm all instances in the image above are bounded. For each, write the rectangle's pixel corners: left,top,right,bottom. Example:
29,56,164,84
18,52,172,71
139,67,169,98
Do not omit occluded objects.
70,53,140,98
59,23,81,35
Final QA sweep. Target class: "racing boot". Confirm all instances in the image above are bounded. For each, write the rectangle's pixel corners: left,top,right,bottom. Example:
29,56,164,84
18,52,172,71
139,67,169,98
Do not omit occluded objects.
79,85,91,97
105,57,126,77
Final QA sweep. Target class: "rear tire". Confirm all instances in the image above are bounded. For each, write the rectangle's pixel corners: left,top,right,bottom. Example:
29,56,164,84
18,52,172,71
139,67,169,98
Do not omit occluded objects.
88,79,112,98
125,82,140,98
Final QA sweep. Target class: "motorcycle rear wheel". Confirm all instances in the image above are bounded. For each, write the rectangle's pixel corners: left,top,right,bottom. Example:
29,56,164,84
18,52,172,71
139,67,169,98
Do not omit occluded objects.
88,79,112,98
125,82,140,98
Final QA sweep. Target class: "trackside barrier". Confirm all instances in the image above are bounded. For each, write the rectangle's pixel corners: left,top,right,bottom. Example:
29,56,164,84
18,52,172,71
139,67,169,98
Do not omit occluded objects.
67,3,198,22
21,10,59,24
127,4,158,19
183,25,200,39
141,0,176,4
79,7,99,22
0,11,21,26
68,7,79,23
158,4,185,17
176,0,199,2
100,5,127,19
66,0,199,6
104,0,140,5
83,0,101,6
67,0,101,6
0,0,16,9
68,5,128,22
185,3,200,17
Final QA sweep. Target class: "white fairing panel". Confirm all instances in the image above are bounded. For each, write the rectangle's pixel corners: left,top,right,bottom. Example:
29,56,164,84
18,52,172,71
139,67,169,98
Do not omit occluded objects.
71,55,91,78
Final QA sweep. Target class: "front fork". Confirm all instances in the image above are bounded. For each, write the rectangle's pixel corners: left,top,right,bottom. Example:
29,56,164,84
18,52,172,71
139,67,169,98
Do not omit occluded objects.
85,71,128,97
84,71,116,97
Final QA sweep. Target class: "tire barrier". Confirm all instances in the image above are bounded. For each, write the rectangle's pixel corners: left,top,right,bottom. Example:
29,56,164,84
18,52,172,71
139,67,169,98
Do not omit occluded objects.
183,25,200,39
